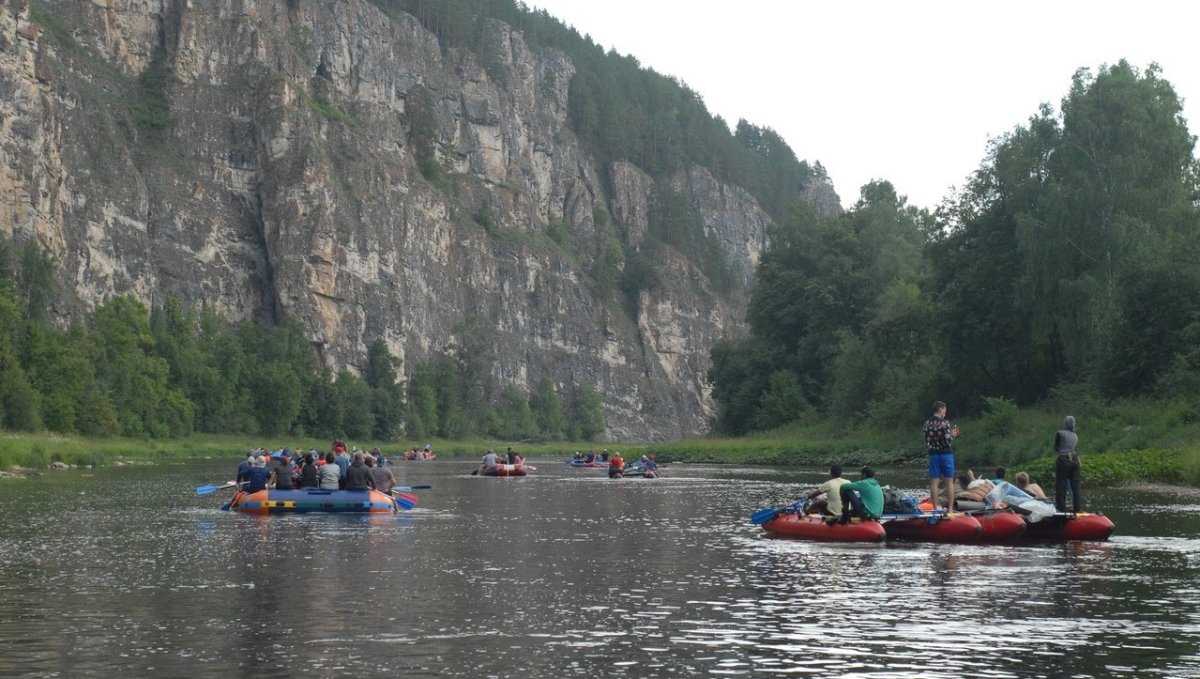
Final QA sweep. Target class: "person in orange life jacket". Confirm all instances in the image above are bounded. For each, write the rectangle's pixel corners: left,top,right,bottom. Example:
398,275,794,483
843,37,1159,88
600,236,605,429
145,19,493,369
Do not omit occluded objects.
608,451,625,478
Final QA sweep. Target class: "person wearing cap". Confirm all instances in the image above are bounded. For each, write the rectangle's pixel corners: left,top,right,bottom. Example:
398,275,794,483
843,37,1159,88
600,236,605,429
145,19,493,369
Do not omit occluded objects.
236,451,255,487
480,449,499,474
367,455,396,494
832,467,884,525
334,446,352,489
244,456,271,494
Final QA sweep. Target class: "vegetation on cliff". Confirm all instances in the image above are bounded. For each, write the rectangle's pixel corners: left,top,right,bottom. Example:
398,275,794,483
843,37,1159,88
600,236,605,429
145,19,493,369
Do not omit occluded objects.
0,245,604,444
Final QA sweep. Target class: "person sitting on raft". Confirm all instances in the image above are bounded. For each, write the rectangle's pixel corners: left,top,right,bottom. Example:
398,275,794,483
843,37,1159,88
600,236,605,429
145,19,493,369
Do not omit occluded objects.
269,453,295,490
585,451,595,463
806,465,850,516
644,454,660,478
1014,471,1047,499
298,453,320,488
366,455,396,493
506,447,520,464
344,452,376,491
236,450,255,487
830,466,884,525
479,449,499,474
244,456,271,494
318,452,341,490
608,451,625,478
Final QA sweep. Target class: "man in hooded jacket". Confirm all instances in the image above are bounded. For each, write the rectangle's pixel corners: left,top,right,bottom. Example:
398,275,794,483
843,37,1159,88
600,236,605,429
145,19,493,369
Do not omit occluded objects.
1054,416,1082,513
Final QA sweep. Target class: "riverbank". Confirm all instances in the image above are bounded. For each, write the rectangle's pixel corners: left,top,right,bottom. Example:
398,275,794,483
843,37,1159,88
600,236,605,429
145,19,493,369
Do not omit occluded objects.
4,395,1199,487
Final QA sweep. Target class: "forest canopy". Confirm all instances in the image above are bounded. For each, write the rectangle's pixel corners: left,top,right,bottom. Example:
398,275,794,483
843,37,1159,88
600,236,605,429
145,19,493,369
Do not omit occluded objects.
709,61,1200,435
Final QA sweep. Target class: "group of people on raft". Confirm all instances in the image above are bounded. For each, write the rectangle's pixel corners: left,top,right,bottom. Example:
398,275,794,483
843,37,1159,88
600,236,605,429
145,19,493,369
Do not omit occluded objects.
800,401,1086,524
235,442,398,495
569,450,660,478
477,447,526,474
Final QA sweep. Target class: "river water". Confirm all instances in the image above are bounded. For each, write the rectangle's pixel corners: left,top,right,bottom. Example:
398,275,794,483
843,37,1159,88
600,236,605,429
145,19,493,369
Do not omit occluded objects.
1,459,1199,678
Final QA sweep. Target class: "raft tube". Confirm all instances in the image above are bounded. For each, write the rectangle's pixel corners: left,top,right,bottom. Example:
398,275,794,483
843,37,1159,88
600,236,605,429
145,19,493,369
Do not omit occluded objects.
481,464,528,477
228,488,400,514
882,512,983,543
564,460,607,468
762,513,887,543
970,510,1028,542
1022,512,1115,541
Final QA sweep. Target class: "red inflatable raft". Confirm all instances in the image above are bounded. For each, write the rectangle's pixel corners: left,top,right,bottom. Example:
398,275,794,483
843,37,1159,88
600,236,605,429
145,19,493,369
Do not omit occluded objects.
882,512,983,543
970,510,1027,541
481,464,528,477
762,513,887,543
1022,512,1115,541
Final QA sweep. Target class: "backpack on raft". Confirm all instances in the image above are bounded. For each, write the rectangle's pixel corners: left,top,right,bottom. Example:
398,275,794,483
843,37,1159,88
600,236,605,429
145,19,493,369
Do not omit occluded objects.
882,486,918,514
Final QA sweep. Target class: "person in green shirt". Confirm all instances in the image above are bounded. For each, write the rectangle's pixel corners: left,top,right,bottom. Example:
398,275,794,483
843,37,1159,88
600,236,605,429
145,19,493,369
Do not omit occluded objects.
832,466,884,525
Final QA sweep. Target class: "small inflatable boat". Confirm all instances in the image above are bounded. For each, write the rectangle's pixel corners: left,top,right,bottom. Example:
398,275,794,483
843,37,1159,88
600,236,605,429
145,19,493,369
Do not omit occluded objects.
227,488,402,514
882,512,983,543
480,464,528,477
762,513,887,543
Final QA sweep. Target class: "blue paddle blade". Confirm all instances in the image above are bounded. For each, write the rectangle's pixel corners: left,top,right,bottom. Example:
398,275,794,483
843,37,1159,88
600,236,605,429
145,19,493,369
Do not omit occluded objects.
750,507,781,525
394,496,415,510
196,484,220,496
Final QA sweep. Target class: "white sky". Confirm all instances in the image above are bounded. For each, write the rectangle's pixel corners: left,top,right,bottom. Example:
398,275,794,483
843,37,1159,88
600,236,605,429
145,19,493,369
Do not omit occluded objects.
524,0,1200,210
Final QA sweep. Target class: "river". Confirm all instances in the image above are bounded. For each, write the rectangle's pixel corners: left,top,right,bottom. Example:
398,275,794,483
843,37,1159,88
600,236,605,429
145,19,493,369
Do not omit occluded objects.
1,459,1198,678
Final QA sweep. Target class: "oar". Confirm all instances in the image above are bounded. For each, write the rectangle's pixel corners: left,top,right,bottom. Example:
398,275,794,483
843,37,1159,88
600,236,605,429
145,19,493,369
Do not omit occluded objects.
196,481,238,496
750,500,805,525
389,490,418,510
393,485,432,491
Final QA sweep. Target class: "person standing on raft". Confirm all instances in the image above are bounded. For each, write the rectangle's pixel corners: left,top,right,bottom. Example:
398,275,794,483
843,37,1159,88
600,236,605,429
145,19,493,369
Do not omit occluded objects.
1054,416,1083,513
923,401,960,512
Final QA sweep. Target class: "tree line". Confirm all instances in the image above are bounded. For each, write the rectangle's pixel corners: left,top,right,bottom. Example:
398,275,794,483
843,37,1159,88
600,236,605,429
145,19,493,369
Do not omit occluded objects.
0,243,604,441
710,62,1200,435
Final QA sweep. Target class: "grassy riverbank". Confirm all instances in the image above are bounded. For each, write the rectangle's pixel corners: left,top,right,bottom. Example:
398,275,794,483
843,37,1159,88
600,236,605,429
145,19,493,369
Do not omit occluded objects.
4,396,1198,487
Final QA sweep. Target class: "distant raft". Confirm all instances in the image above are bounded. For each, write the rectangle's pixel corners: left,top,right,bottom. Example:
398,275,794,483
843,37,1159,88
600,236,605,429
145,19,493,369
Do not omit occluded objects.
226,488,402,514
480,464,528,477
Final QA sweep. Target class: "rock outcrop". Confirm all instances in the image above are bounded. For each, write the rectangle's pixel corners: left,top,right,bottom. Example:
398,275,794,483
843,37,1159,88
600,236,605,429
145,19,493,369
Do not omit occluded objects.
0,0,839,440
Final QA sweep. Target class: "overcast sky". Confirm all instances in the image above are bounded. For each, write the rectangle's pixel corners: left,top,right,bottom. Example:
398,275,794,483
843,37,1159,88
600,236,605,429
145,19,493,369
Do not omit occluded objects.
524,0,1200,210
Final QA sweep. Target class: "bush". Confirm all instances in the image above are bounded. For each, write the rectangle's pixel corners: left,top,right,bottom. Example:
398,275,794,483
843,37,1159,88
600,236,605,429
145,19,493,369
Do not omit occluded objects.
978,396,1019,439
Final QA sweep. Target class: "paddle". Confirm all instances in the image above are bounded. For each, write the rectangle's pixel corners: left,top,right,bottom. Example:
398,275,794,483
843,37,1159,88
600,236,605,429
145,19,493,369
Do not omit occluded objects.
749,500,806,525
392,485,432,491
389,490,419,510
196,481,238,496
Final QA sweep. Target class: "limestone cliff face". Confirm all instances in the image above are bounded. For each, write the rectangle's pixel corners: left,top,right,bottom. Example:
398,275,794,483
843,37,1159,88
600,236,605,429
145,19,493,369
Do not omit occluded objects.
0,0,839,440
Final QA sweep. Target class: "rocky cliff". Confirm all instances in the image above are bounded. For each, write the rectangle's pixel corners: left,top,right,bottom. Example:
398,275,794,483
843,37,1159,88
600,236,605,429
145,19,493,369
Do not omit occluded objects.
0,0,839,440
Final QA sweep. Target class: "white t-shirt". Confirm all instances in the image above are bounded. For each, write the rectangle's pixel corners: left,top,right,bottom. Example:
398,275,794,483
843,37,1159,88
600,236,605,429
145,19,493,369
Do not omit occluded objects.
818,478,851,515
482,452,498,467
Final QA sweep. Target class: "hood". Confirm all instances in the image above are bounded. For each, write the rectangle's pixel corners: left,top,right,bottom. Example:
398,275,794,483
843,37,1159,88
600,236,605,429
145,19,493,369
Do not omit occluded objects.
1063,416,1076,432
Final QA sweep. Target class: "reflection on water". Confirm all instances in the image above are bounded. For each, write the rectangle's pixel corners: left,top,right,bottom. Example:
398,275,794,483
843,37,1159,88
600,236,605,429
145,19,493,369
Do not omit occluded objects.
0,463,1198,677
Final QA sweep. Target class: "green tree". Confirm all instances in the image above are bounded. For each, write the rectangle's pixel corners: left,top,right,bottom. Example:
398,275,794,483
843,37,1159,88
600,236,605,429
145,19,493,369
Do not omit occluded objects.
493,384,536,440
531,377,567,439
572,382,606,441
91,296,193,437
365,339,405,439
406,364,438,440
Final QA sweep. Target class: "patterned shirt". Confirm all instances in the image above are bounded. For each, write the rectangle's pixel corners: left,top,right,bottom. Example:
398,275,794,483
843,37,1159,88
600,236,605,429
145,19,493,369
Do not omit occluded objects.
924,416,954,452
